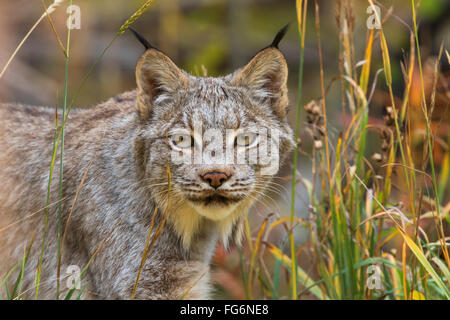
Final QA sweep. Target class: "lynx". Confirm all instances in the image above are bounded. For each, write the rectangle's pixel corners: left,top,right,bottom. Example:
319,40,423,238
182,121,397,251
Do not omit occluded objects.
0,26,294,299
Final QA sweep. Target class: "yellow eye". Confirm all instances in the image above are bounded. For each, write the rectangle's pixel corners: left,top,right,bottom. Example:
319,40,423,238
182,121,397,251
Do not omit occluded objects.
171,134,192,149
235,132,257,147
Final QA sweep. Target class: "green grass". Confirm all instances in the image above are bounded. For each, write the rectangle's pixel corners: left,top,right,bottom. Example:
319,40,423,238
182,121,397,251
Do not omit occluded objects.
240,0,449,300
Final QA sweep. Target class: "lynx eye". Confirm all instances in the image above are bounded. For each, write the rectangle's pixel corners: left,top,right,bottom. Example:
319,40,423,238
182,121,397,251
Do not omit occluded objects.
235,132,258,147
171,134,193,149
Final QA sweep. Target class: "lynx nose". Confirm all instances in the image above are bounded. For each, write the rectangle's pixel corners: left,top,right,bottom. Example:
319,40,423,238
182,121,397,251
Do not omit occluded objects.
200,170,230,189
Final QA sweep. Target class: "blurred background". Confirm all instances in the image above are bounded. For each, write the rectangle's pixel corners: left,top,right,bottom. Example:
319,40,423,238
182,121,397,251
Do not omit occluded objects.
0,0,448,299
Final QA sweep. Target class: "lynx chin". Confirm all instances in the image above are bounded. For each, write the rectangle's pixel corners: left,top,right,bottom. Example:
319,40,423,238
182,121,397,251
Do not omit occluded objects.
0,26,294,299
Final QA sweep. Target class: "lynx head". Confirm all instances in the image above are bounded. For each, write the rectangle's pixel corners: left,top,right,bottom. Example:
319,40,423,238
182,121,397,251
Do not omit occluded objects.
132,26,295,247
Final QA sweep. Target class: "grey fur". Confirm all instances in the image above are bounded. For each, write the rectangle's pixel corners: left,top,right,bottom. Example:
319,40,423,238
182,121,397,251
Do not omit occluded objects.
0,46,294,299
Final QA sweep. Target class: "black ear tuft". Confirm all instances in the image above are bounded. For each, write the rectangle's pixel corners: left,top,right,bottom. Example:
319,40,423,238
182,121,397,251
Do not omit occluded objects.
270,23,290,49
129,28,154,50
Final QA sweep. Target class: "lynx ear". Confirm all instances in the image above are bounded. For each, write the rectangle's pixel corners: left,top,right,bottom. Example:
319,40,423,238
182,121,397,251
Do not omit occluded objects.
233,25,289,118
233,47,288,118
135,49,188,120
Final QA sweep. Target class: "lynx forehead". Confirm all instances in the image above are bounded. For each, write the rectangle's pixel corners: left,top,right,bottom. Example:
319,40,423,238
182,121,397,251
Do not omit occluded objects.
0,26,294,300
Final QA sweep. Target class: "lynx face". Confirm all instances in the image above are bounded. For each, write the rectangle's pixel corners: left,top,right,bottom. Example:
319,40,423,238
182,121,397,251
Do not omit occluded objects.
135,45,294,223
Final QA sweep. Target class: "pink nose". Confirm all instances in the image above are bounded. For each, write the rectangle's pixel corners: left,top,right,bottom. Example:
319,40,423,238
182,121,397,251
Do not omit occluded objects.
200,171,230,189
